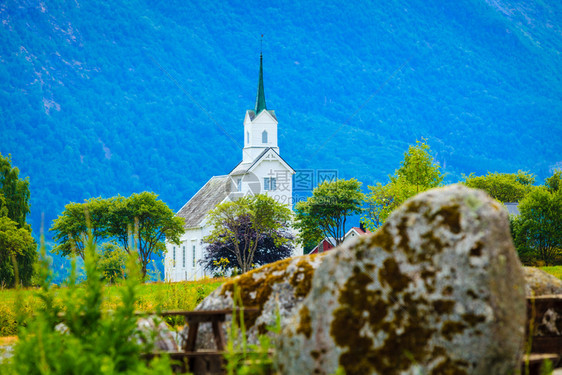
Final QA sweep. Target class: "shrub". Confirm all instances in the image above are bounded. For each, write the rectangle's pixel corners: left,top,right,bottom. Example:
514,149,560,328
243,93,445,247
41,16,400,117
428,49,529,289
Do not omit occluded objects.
0,237,174,374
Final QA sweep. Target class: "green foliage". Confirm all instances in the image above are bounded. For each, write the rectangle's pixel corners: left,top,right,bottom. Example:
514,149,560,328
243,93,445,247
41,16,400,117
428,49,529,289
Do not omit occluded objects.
0,154,37,288
107,192,184,278
0,278,224,337
51,197,109,259
204,194,293,274
512,186,562,266
0,153,31,230
545,170,562,194
3,0,561,249
224,287,278,375
463,170,536,203
0,217,37,288
295,178,365,247
363,140,443,230
394,140,444,193
99,243,128,284
0,236,174,374
50,192,184,278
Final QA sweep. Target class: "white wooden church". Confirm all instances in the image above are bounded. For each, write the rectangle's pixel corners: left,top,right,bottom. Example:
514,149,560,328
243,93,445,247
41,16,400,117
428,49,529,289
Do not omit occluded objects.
164,54,302,281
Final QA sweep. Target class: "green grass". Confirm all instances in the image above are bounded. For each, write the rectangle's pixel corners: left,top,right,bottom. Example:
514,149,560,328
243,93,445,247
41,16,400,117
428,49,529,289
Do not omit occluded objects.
0,278,225,337
539,266,562,280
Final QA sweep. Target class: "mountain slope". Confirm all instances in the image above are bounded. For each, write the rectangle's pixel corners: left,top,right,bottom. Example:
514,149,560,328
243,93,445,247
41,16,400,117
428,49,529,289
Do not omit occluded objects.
0,0,561,235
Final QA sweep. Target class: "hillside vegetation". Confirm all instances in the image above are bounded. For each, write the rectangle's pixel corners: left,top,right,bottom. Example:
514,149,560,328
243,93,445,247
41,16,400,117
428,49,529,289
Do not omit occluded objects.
1,0,561,237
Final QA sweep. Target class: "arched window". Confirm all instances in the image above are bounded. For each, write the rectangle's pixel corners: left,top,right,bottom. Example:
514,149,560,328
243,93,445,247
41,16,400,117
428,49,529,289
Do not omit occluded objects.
262,130,268,144
246,131,249,144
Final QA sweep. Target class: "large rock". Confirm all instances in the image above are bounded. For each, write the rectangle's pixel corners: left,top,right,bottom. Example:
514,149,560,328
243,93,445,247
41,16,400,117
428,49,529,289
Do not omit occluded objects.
524,267,562,297
185,253,327,348
277,185,526,375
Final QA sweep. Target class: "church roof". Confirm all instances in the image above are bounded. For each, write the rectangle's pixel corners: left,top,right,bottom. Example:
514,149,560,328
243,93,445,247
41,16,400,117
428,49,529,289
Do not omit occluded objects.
176,175,230,228
255,53,267,114
247,109,277,121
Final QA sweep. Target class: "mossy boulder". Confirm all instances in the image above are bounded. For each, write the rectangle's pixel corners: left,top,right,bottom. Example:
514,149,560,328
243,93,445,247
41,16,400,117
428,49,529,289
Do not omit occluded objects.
524,267,562,297
277,185,526,375
184,253,327,348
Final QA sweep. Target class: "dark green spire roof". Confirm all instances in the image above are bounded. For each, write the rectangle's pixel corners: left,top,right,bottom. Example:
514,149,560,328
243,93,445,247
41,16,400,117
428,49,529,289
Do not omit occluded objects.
254,53,267,114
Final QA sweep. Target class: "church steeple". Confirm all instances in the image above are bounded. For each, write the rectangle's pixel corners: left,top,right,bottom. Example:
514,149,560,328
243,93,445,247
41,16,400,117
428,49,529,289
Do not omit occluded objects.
254,53,267,114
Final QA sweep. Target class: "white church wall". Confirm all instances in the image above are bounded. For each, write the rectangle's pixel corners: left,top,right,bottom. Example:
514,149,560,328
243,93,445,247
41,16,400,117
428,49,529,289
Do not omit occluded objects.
243,111,279,163
251,158,293,207
165,226,209,282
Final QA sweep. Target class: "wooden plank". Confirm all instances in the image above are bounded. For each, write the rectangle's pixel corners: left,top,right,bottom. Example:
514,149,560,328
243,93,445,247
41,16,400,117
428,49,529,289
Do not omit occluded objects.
142,351,224,359
531,337,562,355
183,322,200,352
527,296,562,345
136,307,259,317
522,353,560,375
212,320,226,351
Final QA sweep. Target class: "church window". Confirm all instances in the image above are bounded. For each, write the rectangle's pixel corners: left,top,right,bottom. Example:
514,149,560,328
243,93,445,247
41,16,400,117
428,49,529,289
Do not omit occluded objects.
262,130,268,143
237,179,242,192
193,245,196,267
246,131,249,144
172,247,176,266
182,246,186,268
264,177,276,191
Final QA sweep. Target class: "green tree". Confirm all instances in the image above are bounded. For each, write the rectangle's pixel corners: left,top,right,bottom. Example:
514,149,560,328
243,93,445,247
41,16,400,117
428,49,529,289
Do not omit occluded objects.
106,192,184,279
363,140,443,230
0,153,36,287
0,153,31,230
204,194,293,274
462,170,535,203
512,187,562,265
545,170,562,194
0,216,37,287
98,243,128,284
295,178,365,247
50,192,184,279
50,197,109,259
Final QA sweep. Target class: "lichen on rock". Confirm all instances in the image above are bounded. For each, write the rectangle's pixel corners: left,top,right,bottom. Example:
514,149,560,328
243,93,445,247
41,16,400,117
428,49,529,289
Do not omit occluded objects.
524,267,562,297
185,253,326,348
277,185,526,375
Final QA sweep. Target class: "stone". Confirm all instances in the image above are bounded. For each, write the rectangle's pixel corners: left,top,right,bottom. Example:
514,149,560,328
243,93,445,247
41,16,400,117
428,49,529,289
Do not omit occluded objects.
524,267,562,297
277,185,526,375
183,253,326,349
136,316,178,351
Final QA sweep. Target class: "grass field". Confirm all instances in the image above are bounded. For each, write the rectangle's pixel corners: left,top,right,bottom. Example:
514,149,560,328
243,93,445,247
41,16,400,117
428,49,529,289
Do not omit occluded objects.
0,278,225,337
539,266,562,280
1,266,561,337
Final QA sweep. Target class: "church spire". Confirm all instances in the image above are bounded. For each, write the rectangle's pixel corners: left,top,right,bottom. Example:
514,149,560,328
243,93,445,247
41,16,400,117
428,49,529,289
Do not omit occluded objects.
254,48,267,114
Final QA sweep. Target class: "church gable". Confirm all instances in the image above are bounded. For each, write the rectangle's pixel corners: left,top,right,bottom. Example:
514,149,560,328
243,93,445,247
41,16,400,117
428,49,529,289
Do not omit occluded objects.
247,148,294,175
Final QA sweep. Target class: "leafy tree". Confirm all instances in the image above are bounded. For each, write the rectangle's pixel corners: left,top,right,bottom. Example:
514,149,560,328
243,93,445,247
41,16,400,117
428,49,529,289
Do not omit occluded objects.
395,140,444,194
50,197,109,259
50,192,184,279
201,213,294,275
98,243,128,284
0,153,31,230
294,178,364,247
545,170,562,194
511,175,562,265
0,153,36,287
203,194,293,274
107,192,184,279
0,216,37,288
363,140,443,230
462,170,535,203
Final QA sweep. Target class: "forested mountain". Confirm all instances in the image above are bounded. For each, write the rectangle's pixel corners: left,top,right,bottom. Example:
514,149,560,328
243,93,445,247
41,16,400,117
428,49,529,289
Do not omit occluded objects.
1,0,561,240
